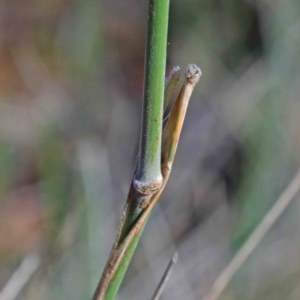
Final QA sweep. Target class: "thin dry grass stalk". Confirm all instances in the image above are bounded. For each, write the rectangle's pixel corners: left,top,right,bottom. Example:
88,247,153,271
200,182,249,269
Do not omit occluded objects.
202,168,300,300
0,254,40,300
151,252,178,300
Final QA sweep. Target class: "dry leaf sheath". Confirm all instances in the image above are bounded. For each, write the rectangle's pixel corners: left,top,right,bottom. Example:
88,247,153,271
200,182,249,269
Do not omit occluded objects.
164,66,181,111
92,64,201,300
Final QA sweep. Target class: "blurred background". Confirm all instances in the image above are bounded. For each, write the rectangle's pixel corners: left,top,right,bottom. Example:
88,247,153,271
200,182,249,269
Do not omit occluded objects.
0,0,300,299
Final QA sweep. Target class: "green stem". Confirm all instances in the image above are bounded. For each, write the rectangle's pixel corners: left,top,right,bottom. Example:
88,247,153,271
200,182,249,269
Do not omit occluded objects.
133,0,170,195
92,1,170,299
103,222,147,300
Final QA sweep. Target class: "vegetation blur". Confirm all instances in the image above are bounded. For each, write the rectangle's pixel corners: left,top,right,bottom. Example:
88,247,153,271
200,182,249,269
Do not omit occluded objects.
0,0,300,299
